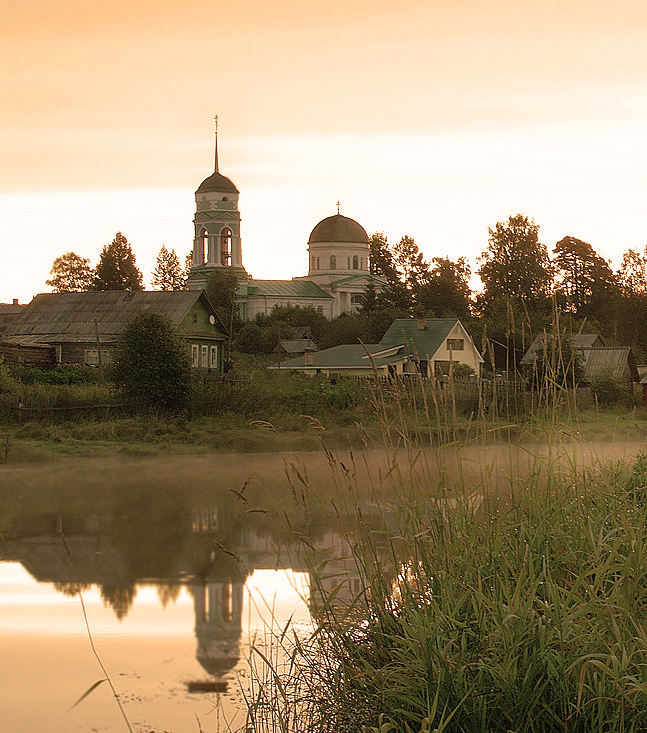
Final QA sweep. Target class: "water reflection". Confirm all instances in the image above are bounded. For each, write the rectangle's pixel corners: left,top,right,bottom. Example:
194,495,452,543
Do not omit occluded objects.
0,472,380,731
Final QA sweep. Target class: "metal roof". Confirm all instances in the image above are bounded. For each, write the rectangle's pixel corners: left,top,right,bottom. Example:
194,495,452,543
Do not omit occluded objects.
580,347,639,382
246,280,332,298
276,343,404,370
520,332,605,365
5,291,209,342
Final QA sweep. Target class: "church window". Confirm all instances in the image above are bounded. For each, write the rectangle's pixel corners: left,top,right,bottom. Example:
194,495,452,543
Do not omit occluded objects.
330,255,336,270
220,227,232,266
347,257,350,269
316,305,324,314
222,196,228,201
352,255,359,269
200,229,208,265
351,294,363,305
311,256,316,271
192,312,198,324
316,257,320,269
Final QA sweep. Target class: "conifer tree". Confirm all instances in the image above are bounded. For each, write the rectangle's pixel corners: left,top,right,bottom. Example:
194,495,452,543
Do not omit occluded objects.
92,232,143,291
152,245,183,291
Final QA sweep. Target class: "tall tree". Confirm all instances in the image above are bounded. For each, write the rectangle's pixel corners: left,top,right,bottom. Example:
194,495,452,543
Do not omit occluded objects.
46,252,93,292
152,245,183,291
617,248,647,297
92,232,143,291
393,235,430,291
553,236,618,320
416,256,472,319
478,214,553,306
369,232,399,283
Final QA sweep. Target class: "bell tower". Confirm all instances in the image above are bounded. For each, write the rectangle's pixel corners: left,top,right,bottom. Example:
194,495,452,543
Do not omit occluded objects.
187,119,247,290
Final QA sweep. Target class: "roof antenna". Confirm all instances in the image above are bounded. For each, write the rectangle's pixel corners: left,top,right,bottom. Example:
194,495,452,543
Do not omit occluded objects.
336,201,340,215
214,115,219,173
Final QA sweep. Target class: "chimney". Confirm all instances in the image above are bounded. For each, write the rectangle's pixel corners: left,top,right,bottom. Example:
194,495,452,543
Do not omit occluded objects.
417,317,426,331
13,299,18,305
304,350,314,366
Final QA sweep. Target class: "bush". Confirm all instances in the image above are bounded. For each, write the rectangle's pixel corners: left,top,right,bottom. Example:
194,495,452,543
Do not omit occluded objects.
589,367,632,407
110,311,192,414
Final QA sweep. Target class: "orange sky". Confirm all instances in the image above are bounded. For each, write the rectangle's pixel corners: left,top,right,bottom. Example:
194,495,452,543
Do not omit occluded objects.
2,0,647,302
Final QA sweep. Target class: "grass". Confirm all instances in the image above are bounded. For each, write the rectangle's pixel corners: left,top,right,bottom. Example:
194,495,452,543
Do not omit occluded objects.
243,448,647,733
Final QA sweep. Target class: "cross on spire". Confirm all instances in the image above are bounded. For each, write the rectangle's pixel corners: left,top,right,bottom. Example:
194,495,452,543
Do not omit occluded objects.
336,201,340,215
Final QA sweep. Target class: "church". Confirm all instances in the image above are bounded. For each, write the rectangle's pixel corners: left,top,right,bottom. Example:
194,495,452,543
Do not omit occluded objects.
186,133,384,320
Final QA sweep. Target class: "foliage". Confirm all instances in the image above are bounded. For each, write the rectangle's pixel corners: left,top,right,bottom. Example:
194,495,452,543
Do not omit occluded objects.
8,363,105,385
589,366,631,407
525,332,585,393
111,311,191,413
151,245,184,291
553,236,619,320
251,453,647,733
0,357,16,393
92,232,143,291
416,256,472,319
478,214,552,306
46,251,94,292
617,247,647,297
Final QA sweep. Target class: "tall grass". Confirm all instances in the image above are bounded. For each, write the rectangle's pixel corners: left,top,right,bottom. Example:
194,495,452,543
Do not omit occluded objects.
245,448,647,732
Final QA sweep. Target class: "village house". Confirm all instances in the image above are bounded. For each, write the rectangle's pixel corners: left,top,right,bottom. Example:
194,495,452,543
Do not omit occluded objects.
272,317,483,378
1,290,225,371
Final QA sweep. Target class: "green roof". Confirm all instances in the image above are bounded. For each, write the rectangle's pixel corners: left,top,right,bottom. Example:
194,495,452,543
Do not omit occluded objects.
379,318,461,358
246,280,332,299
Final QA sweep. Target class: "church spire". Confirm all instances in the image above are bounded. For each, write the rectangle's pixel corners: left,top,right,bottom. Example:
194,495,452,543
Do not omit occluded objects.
214,115,219,173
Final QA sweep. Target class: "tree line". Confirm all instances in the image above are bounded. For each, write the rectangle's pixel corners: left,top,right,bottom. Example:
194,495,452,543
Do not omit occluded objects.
45,215,647,367
46,233,189,293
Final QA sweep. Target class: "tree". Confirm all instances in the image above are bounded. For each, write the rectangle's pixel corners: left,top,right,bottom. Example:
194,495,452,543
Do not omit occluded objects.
478,214,553,306
553,236,618,319
111,311,191,413
369,233,399,283
152,245,184,291
617,248,647,297
416,256,472,319
205,269,239,370
393,235,429,291
92,232,143,291
46,252,93,292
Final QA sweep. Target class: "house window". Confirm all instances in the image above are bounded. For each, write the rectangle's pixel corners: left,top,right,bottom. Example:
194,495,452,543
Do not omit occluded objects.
352,255,359,269
192,344,199,367
210,345,218,369
220,227,232,266
446,339,464,351
330,255,336,270
201,345,208,367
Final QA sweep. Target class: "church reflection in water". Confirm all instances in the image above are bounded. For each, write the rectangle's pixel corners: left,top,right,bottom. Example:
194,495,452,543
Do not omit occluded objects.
0,485,387,685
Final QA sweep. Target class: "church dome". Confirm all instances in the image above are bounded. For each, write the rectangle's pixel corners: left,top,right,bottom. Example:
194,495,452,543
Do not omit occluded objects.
196,172,239,195
308,214,369,244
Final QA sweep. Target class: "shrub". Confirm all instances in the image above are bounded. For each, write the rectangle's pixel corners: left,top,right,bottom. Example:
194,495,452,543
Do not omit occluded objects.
110,311,192,414
589,367,631,406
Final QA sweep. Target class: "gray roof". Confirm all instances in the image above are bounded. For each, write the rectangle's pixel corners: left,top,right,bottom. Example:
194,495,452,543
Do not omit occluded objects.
5,291,212,344
581,347,638,382
277,339,318,354
521,333,605,365
246,280,332,299
276,343,405,370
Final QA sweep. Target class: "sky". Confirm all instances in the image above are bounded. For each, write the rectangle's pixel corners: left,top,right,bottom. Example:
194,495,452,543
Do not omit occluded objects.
2,0,647,303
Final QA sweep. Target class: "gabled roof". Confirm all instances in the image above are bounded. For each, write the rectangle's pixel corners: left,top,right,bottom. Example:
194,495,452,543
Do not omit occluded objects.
520,332,605,365
275,343,407,370
276,339,318,354
246,280,332,299
379,318,481,361
5,291,217,344
581,346,638,382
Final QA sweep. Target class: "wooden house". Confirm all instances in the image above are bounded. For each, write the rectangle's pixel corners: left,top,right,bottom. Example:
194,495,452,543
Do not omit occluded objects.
1,291,226,371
